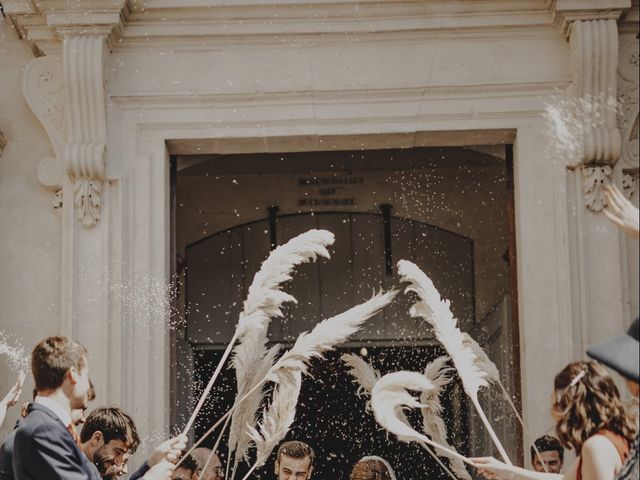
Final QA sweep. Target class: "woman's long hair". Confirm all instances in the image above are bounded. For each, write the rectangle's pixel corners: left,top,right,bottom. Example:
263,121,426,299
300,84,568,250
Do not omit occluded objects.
552,360,636,454
350,456,397,480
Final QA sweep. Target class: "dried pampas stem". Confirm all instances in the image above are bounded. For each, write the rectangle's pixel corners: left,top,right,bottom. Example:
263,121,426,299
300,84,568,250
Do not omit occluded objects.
236,291,397,478
421,357,471,480
246,372,302,472
341,353,381,410
463,333,525,428
462,334,543,472
266,290,397,385
197,415,231,480
343,355,458,479
397,260,512,465
183,229,334,436
371,371,475,468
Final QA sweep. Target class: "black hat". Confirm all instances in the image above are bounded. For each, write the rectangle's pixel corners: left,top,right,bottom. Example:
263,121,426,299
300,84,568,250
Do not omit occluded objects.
587,317,639,384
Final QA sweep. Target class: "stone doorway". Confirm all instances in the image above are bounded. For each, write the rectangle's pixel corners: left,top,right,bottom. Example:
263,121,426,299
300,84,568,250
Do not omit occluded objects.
171,145,522,477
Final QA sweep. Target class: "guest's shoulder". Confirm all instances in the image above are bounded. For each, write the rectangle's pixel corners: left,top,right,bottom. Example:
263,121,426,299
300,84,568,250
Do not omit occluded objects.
582,434,621,461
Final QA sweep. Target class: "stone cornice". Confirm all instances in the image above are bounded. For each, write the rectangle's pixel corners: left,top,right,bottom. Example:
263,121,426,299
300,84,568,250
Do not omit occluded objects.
3,0,127,54
5,0,635,53
7,0,637,55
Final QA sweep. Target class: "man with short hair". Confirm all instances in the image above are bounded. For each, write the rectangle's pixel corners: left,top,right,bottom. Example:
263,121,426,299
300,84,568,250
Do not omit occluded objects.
0,381,96,480
530,435,564,473
12,336,96,479
79,407,140,478
274,441,314,480
191,447,224,480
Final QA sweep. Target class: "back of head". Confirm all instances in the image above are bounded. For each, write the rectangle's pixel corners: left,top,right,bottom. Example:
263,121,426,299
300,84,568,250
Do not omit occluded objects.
80,407,140,453
531,435,564,463
190,447,213,470
277,441,315,466
350,458,394,480
32,336,87,391
190,447,222,476
176,454,198,475
552,360,637,453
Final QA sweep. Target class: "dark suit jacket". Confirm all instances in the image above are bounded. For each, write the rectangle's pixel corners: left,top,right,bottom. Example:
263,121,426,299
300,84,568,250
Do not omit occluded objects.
12,403,98,480
0,429,16,480
130,461,150,480
0,404,30,480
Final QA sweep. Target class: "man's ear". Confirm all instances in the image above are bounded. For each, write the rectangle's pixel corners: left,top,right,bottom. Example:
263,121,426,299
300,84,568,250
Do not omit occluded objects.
68,366,79,385
274,460,279,475
90,430,104,446
307,466,313,479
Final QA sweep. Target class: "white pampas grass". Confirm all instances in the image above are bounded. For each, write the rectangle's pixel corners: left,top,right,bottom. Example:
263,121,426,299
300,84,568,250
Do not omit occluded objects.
229,343,280,466
267,290,397,384
463,333,536,470
342,353,381,409
247,372,302,471
462,333,500,384
371,371,474,468
184,229,334,435
235,290,396,480
397,259,512,465
421,357,471,480
237,229,335,335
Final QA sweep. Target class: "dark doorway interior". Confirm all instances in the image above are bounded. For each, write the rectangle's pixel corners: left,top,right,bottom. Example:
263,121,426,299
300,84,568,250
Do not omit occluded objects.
193,345,470,480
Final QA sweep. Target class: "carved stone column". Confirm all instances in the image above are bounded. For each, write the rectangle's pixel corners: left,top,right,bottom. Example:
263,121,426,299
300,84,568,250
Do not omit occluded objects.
61,31,109,227
569,18,621,211
18,2,126,404
554,1,629,211
552,2,633,365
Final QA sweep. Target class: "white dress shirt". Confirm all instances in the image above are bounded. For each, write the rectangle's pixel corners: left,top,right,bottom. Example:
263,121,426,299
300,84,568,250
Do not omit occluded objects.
34,395,72,427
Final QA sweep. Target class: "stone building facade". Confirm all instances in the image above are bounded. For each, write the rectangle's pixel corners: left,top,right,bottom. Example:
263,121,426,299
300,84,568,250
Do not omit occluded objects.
0,0,638,470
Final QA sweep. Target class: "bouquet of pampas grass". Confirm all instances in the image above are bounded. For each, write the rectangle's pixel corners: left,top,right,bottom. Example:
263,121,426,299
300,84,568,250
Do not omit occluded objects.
235,290,397,480
178,290,396,478
370,370,474,471
397,260,512,464
345,354,470,479
183,229,335,436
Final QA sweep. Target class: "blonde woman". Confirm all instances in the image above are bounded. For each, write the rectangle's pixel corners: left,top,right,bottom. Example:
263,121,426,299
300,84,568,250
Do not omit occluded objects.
474,361,636,480
350,456,398,480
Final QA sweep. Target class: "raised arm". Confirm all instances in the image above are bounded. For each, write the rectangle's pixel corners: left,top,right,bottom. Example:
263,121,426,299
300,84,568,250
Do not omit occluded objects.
473,457,565,480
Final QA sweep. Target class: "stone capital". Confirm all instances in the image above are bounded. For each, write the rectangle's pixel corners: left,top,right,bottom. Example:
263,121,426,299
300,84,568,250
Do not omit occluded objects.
553,0,632,37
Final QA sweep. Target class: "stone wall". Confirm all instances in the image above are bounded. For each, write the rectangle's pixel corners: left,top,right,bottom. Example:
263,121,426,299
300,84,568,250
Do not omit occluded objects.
0,18,61,439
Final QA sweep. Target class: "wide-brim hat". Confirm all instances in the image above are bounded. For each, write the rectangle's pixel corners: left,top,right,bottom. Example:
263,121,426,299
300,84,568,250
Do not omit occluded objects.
587,317,639,384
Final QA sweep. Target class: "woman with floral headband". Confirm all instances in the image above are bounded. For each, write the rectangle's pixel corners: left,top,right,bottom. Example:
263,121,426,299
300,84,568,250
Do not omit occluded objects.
473,360,637,480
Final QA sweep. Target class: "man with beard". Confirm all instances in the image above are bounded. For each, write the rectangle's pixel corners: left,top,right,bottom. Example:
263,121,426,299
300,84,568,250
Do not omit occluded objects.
79,407,140,478
80,408,185,480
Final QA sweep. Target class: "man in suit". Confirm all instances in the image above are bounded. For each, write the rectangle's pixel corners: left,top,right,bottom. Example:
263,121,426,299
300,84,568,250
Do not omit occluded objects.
11,336,97,480
0,385,94,480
